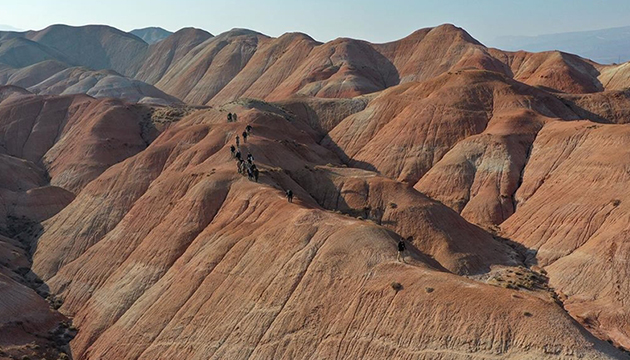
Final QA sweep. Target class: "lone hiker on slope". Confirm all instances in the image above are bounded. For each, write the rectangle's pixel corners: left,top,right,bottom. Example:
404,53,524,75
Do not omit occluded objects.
235,135,240,148
246,124,252,135
230,145,236,157
397,237,407,263
286,189,293,203
242,131,248,143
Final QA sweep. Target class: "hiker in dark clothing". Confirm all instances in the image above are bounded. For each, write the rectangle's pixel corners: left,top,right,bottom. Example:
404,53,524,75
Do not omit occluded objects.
397,237,407,263
247,153,254,162
235,150,241,161
235,135,240,147
238,160,247,175
247,167,253,180
227,113,233,122
286,189,293,203
242,131,248,143
253,167,259,182
246,124,252,135
230,145,236,157
233,113,238,122
247,158,253,166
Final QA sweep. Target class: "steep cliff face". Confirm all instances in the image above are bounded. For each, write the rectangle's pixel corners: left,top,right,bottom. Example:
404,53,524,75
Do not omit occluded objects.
501,121,630,349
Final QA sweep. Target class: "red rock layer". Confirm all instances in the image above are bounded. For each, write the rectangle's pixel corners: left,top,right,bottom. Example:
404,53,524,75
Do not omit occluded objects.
0,90,161,193
28,104,623,359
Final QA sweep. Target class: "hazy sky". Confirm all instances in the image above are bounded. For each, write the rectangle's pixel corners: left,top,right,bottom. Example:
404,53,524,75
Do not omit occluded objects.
1,0,630,45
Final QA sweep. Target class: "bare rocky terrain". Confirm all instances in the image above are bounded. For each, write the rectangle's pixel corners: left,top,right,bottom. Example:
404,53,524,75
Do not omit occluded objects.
1,23,630,359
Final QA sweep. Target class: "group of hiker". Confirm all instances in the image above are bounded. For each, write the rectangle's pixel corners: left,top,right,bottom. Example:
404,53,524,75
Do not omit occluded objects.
230,123,259,182
228,113,295,205
227,112,411,262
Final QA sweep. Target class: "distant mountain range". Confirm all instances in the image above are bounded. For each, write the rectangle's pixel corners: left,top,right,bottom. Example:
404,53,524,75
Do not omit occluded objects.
0,24,22,31
2,23,630,108
130,27,173,44
0,24,212,104
493,26,630,64
3,22,630,360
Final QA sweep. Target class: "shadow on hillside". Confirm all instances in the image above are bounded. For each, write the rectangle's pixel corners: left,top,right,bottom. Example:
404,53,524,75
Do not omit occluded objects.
1,216,76,359
318,134,380,173
255,162,446,272
557,96,620,124
248,109,540,275
279,161,542,275
489,230,539,267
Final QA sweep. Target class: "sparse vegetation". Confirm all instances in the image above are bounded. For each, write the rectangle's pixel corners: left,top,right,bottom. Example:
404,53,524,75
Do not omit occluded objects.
523,311,533,317
612,199,621,207
3,214,38,241
150,106,197,124
425,287,434,293
391,282,403,292
389,202,398,209
47,296,63,310
487,266,550,292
